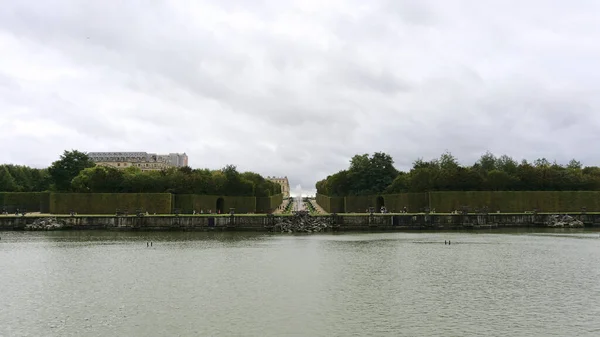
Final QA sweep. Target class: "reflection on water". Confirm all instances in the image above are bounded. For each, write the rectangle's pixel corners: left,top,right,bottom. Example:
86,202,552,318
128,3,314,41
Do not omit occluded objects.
1,229,599,337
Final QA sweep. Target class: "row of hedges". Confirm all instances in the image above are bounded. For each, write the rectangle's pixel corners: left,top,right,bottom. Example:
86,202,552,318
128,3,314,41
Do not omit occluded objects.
0,192,50,213
316,194,330,212
429,191,600,212
256,194,284,213
54,194,267,214
174,195,222,213
331,196,345,213
49,193,172,214
270,194,283,211
343,193,428,213
343,195,375,213
255,196,269,213
255,197,268,213
317,191,600,213
222,196,257,214
0,192,283,214
316,194,344,213
9,191,599,214
385,193,429,212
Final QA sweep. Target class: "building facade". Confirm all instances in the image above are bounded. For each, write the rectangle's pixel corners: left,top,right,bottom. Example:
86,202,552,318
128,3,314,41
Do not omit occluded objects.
87,152,188,171
267,176,290,198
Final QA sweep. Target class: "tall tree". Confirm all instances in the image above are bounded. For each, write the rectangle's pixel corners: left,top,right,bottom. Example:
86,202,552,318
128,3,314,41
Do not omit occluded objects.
567,159,582,170
346,152,398,195
48,150,95,191
496,155,518,174
439,151,459,171
385,172,409,193
72,166,125,192
317,151,600,195
0,166,18,192
476,151,497,172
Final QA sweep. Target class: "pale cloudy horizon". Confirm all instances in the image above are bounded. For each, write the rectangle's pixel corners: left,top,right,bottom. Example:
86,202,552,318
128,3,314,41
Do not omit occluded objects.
1,0,600,196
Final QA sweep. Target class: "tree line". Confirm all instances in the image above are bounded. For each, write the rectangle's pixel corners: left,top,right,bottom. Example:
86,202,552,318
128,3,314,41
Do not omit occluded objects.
0,150,281,197
316,151,600,196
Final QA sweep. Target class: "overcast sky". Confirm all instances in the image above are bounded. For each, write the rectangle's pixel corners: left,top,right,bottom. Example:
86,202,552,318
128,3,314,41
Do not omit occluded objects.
1,0,599,196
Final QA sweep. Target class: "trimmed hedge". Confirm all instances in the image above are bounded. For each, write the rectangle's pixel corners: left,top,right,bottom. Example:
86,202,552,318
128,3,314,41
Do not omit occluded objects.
174,195,258,214
344,193,428,213
25,190,599,215
0,192,50,213
255,194,283,213
270,194,283,211
255,196,270,213
174,195,219,213
316,194,330,212
429,191,600,212
320,191,600,213
49,193,172,214
316,194,344,213
223,196,256,214
343,195,375,213
380,193,429,213
330,196,344,213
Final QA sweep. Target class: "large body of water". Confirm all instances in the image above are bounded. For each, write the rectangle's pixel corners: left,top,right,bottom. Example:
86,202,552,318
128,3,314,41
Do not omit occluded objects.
1,229,599,337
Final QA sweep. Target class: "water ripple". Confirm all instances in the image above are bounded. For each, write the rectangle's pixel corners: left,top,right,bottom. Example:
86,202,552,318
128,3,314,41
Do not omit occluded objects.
1,229,599,336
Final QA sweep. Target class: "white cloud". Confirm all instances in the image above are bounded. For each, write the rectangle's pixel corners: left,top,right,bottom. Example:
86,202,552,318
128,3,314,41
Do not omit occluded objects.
1,0,599,195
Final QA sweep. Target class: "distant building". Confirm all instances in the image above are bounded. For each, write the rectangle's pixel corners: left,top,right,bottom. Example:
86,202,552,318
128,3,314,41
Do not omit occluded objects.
267,176,290,198
87,152,188,171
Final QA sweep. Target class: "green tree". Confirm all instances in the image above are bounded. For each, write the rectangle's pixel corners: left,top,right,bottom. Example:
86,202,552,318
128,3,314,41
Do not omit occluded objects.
496,155,518,175
5,165,28,191
515,161,539,190
189,169,214,194
48,150,95,191
407,168,436,192
439,151,459,171
435,152,460,190
316,150,600,194
241,172,281,197
315,179,328,195
71,166,125,192
454,167,484,191
0,166,19,191
567,159,582,170
476,151,497,172
534,158,551,168
412,158,439,170
346,152,398,195
326,170,350,196
385,172,409,193
121,167,151,193
178,166,193,175
486,170,513,190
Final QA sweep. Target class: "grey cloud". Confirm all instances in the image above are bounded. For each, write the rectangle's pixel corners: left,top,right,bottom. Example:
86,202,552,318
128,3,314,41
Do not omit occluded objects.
318,60,413,95
382,0,438,27
1,0,600,195
0,72,20,89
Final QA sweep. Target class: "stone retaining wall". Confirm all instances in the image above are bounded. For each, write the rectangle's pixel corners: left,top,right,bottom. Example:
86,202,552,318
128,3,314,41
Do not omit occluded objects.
1,213,599,231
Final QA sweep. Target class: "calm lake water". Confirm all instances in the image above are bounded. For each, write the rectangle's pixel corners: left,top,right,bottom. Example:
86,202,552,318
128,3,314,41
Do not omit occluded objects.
1,229,599,337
